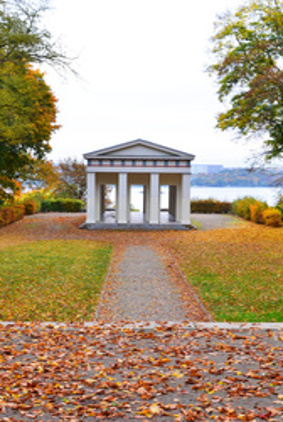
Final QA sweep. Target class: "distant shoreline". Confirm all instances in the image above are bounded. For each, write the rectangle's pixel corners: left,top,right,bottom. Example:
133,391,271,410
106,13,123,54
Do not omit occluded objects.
191,167,281,188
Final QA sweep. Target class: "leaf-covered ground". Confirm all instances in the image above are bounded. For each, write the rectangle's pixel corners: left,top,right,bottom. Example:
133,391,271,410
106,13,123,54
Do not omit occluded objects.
167,225,283,322
0,323,282,421
0,240,112,321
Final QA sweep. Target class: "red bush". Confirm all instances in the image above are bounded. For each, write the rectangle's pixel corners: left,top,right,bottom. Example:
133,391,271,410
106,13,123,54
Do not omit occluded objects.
0,205,25,227
23,199,37,215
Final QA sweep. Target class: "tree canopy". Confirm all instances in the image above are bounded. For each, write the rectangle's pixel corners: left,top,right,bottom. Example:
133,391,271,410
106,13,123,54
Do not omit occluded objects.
208,0,283,161
0,62,59,200
0,0,70,69
0,0,71,200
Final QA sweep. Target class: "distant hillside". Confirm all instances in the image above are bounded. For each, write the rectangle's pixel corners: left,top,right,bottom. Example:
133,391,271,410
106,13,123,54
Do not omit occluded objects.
191,168,280,187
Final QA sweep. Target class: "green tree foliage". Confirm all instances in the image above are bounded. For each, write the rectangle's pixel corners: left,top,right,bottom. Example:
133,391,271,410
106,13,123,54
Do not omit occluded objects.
0,0,70,68
0,0,71,201
208,0,283,160
0,63,59,200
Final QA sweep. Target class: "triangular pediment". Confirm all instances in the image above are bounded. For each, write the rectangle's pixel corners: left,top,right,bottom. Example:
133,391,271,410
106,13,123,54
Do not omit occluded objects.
99,144,174,157
84,139,194,160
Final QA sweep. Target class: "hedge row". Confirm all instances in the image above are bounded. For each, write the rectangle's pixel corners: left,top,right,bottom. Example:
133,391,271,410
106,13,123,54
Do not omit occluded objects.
191,196,282,227
191,199,232,214
0,205,25,227
40,198,85,213
17,198,85,215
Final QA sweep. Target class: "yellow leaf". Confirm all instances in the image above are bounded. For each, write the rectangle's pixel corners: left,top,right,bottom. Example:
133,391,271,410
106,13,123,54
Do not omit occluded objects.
149,404,161,415
173,371,184,378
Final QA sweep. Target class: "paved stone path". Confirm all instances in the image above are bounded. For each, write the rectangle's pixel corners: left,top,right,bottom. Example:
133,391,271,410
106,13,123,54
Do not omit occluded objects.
0,322,282,421
97,245,190,321
192,213,246,230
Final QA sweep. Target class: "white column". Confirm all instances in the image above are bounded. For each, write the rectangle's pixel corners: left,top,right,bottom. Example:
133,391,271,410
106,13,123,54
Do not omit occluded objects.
117,173,128,224
86,172,96,224
149,173,160,224
180,173,191,224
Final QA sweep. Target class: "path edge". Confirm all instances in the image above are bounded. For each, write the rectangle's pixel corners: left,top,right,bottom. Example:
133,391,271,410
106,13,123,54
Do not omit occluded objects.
0,321,282,330
156,244,214,322
95,246,117,320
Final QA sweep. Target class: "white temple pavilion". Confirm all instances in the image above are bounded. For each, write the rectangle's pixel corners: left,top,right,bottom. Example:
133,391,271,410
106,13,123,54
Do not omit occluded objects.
82,139,195,229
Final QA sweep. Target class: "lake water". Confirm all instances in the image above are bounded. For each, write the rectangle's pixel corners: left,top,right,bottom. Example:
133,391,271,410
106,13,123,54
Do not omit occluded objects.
110,186,281,211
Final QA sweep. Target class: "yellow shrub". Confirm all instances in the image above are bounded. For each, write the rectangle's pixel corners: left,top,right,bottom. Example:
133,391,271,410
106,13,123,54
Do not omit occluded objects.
262,208,282,227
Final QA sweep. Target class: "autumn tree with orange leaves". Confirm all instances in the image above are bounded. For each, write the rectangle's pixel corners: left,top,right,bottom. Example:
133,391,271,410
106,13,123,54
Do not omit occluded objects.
0,0,71,201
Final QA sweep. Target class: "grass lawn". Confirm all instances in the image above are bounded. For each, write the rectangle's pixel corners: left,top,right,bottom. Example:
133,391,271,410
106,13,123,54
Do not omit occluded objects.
170,225,283,322
0,240,112,321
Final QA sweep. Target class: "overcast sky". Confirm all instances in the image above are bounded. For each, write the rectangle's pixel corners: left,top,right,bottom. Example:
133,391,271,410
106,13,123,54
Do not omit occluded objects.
44,0,262,167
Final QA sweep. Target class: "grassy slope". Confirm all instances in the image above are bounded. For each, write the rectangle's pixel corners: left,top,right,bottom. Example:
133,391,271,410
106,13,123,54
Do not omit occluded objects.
0,240,112,321
171,225,283,322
